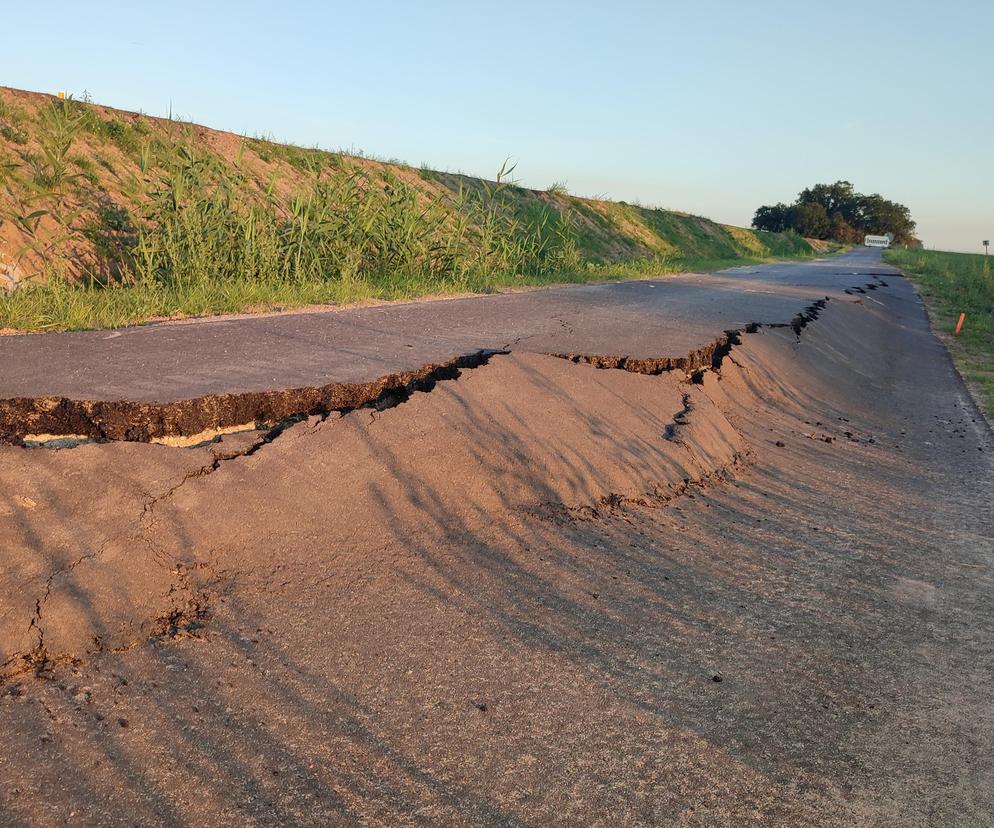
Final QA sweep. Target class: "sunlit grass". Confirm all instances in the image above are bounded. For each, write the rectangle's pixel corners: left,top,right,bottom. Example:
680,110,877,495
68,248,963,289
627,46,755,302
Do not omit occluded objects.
1,253,802,333
0,94,818,334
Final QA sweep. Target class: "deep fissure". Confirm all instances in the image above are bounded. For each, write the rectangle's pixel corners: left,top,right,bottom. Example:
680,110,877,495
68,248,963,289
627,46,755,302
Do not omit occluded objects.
0,349,504,446
0,273,887,449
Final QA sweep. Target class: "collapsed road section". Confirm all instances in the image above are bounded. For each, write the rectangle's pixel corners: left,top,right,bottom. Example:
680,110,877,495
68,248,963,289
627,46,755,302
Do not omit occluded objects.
0,298,839,446
2,256,993,825
0,350,503,446
0,248,892,446
0,276,873,681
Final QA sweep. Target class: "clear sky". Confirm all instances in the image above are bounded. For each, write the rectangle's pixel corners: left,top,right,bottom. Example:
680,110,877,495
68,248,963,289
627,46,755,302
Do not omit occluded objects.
3,0,991,251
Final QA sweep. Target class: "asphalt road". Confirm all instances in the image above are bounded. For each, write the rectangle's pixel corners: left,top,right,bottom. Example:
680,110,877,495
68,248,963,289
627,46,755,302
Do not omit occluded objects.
3,247,992,824
0,249,892,401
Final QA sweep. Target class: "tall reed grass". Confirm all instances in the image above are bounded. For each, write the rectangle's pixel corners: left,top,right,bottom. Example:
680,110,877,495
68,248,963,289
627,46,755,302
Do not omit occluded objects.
2,130,583,329
125,142,581,286
0,96,811,332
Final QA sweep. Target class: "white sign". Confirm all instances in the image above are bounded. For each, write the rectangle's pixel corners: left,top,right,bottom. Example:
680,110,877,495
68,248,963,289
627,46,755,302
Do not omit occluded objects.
864,235,890,248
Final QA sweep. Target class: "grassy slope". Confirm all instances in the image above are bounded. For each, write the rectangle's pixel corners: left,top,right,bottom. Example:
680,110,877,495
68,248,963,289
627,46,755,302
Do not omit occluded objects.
885,248,994,418
1,86,816,332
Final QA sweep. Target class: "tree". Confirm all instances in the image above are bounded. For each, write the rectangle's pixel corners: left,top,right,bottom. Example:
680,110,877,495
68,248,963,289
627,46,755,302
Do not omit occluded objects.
752,203,790,233
752,181,917,244
856,194,916,244
829,213,861,244
798,181,858,224
787,202,831,238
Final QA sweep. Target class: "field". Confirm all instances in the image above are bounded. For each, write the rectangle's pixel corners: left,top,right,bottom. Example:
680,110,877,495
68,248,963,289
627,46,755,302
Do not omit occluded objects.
0,87,816,332
886,247,994,417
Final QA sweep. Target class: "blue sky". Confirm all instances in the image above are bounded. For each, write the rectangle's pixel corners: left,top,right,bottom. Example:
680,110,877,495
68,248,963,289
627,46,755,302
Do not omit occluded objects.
3,0,991,251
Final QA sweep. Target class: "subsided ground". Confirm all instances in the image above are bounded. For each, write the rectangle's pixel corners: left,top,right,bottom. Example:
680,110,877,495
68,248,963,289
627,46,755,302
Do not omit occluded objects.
1,255,863,440
1,250,992,825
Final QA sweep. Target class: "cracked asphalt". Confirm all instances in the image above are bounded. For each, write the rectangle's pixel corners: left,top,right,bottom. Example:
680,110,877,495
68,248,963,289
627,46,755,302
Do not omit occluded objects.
1,251,888,401
1,249,993,826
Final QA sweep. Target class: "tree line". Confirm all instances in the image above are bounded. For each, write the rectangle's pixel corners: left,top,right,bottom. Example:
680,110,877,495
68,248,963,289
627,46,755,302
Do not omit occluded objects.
752,181,918,245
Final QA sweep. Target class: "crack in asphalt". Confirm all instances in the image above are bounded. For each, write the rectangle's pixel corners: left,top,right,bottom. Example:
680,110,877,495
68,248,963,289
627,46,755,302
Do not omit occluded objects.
0,274,894,686
533,450,754,523
10,543,110,681
664,393,694,441
524,272,894,525
546,298,831,382
0,349,504,446
0,273,889,449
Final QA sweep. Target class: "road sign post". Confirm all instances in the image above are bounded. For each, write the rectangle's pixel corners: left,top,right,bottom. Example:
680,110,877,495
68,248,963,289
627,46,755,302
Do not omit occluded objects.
984,240,989,257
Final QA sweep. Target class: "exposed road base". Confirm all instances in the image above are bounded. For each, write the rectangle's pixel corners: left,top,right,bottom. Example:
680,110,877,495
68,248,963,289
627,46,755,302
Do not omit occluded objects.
0,350,502,445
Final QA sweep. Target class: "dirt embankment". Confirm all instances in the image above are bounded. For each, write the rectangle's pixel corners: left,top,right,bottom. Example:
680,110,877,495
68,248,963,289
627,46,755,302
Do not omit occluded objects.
0,85,812,288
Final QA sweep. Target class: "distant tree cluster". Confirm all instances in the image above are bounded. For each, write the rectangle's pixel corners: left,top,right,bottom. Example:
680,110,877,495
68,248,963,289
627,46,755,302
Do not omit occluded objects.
752,181,918,245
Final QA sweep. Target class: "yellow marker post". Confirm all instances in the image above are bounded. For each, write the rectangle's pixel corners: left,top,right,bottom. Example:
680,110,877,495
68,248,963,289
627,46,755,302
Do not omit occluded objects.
954,313,966,336
57,91,66,100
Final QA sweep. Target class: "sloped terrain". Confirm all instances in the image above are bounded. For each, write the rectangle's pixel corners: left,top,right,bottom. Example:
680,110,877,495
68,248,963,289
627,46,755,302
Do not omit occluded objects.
0,86,811,301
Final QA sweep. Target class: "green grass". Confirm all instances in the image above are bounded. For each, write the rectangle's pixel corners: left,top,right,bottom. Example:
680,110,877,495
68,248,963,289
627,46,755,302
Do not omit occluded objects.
0,250,812,333
0,92,819,333
885,247,994,418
